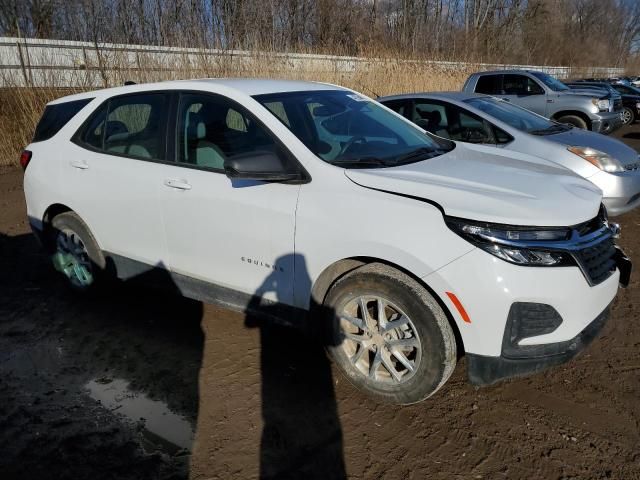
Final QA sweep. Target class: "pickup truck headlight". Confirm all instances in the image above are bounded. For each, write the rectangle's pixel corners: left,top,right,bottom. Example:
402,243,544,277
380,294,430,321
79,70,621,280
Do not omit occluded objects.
567,146,624,173
592,98,610,111
446,218,572,266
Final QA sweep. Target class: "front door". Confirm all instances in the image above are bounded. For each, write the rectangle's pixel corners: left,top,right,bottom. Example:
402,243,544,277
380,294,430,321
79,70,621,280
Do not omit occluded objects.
159,92,300,307
500,74,548,116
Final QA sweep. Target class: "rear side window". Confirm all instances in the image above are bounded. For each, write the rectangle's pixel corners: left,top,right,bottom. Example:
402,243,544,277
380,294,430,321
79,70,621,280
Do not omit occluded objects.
382,99,409,117
33,98,92,142
75,93,168,161
475,75,502,95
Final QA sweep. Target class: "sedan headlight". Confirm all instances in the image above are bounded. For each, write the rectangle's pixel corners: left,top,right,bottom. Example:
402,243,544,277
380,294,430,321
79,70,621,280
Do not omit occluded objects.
592,98,610,111
567,146,625,173
446,218,572,266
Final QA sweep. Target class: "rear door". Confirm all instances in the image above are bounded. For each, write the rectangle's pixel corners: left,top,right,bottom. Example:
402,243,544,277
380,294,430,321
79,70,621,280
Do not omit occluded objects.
66,92,171,272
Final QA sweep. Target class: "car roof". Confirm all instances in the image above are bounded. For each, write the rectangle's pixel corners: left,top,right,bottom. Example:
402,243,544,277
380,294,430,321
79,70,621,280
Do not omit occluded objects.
378,91,487,102
48,78,346,105
470,69,545,76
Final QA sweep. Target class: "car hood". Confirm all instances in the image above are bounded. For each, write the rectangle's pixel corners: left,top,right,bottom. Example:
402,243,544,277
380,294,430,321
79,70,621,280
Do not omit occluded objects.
559,89,606,98
344,143,602,226
543,127,640,165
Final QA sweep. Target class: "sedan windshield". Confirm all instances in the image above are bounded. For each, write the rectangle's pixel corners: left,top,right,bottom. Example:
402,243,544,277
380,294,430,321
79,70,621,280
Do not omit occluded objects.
531,72,569,92
253,90,453,168
465,97,570,135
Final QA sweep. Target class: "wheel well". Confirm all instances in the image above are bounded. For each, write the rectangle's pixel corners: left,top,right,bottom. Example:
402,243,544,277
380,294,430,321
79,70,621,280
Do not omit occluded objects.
42,204,73,246
312,257,465,356
552,110,591,129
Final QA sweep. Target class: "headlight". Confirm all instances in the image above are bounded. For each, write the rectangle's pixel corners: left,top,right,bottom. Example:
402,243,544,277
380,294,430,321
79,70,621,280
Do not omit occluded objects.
567,146,625,173
592,98,610,111
446,218,572,266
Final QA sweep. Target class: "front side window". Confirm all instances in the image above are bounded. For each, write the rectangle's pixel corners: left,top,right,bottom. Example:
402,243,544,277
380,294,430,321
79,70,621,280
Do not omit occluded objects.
530,72,569,92
465,97,569,136
255,90,452,168
411,100,496,144
176,93,284,170
502,74,544,95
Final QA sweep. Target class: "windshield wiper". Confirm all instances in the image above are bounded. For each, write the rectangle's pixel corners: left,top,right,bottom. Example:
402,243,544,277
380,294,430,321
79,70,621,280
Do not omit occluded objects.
331,157,393,168
393,147,446,165
528,124,571,136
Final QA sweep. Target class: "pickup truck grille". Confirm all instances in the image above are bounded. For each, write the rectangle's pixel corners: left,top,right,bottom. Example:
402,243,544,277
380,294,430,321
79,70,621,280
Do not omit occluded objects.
574,236,617,285
613,98,623,111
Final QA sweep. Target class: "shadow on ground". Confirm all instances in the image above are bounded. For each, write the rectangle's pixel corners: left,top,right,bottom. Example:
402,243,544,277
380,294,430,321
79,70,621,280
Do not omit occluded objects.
0,232,346,479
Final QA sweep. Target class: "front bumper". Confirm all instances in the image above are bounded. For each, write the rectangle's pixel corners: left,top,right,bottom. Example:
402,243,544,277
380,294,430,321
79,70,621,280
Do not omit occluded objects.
591,111,623,134
466,304,610,385
588,169,640,216
426,244,630,386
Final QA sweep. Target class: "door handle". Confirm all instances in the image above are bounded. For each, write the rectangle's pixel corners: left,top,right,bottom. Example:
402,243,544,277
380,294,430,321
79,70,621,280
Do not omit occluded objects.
70,160,89,170
547,99,554,103
501,97,511,102
164,178,192,190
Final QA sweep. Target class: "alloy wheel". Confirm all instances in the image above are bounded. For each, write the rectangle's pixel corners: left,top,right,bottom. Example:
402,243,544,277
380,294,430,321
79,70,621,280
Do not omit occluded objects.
52,228,94,288
339,295,422,385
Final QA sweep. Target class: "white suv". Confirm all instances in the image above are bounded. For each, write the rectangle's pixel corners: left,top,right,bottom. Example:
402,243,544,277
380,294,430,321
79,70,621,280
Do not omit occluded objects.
22,79,631,404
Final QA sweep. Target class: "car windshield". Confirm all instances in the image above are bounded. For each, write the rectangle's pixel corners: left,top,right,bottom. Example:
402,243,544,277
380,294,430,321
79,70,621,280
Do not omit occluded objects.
465,97,570,135
531,72,569,92
253,90,453,168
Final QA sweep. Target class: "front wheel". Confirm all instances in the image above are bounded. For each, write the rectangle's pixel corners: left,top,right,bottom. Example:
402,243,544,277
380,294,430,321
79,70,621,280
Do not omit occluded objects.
621,107,636,125
323,263,457,405
556,114,588,130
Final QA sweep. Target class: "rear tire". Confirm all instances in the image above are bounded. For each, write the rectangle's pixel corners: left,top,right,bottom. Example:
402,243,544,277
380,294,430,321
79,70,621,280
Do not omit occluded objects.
621,107,635,125
323,263,456,405
556,114,588,130
49,212,106,293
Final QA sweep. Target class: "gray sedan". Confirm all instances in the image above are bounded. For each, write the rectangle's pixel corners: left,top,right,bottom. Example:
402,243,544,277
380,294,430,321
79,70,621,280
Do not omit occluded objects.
378,92,640,216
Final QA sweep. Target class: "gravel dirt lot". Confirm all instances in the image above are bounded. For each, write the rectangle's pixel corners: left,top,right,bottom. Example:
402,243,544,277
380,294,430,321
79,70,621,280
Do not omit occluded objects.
1,125,640,480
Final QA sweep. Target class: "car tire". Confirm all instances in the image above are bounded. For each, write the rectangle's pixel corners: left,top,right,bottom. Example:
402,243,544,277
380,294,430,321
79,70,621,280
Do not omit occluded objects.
323,263,457,405
49,212,106,293
621,107,635,125
556,114,588,130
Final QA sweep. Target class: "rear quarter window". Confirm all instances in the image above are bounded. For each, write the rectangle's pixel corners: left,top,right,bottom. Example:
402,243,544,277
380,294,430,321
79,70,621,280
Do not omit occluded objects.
33,98,93,142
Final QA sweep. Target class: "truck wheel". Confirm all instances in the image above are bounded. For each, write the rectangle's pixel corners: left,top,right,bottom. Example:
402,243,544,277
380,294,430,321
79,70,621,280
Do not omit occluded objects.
621,107,635,125
556,115,588,130
50,212,106,293
323,263,457,405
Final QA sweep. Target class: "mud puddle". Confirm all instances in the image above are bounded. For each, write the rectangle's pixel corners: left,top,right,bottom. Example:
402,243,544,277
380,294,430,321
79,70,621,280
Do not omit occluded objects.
85,377,194,455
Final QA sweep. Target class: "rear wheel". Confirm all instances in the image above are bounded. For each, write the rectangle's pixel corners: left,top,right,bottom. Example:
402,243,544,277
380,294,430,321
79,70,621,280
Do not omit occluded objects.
621,107,635,125
50,212,106,293
556,114,588,130
323,263,456,405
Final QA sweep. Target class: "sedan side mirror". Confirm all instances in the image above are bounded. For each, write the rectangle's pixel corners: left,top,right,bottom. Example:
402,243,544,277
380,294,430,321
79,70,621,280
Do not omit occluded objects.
224,150,305,182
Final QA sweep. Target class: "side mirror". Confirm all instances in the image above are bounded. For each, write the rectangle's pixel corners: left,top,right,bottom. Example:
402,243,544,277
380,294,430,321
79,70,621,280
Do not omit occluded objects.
224,150,304,182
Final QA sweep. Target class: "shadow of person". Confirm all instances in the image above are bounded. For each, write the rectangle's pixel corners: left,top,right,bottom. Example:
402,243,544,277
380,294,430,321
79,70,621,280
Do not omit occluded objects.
246,254,347,480
0,229,204,480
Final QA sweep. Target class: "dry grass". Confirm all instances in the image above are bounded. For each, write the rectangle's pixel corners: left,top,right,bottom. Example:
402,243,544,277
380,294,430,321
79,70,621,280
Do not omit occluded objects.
0,52,469,167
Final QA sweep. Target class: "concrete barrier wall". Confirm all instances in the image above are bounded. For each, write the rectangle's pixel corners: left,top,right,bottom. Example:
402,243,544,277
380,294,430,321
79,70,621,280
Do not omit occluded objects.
0,37,626,88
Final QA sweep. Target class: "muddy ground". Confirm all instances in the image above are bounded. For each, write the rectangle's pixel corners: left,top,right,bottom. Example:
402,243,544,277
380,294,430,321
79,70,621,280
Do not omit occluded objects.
1,126,640,480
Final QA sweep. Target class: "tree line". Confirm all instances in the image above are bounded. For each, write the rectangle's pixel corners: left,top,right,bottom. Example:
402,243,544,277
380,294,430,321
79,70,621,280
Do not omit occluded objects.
1,0,639,69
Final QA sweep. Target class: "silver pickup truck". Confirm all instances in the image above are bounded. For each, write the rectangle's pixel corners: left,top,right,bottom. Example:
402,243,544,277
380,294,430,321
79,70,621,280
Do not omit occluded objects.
462,70,623,134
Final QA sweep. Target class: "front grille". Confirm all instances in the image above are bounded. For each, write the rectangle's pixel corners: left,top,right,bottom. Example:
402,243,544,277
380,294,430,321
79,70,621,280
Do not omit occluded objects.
574,236,616,285
613,98,622,111
625,160,640,171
